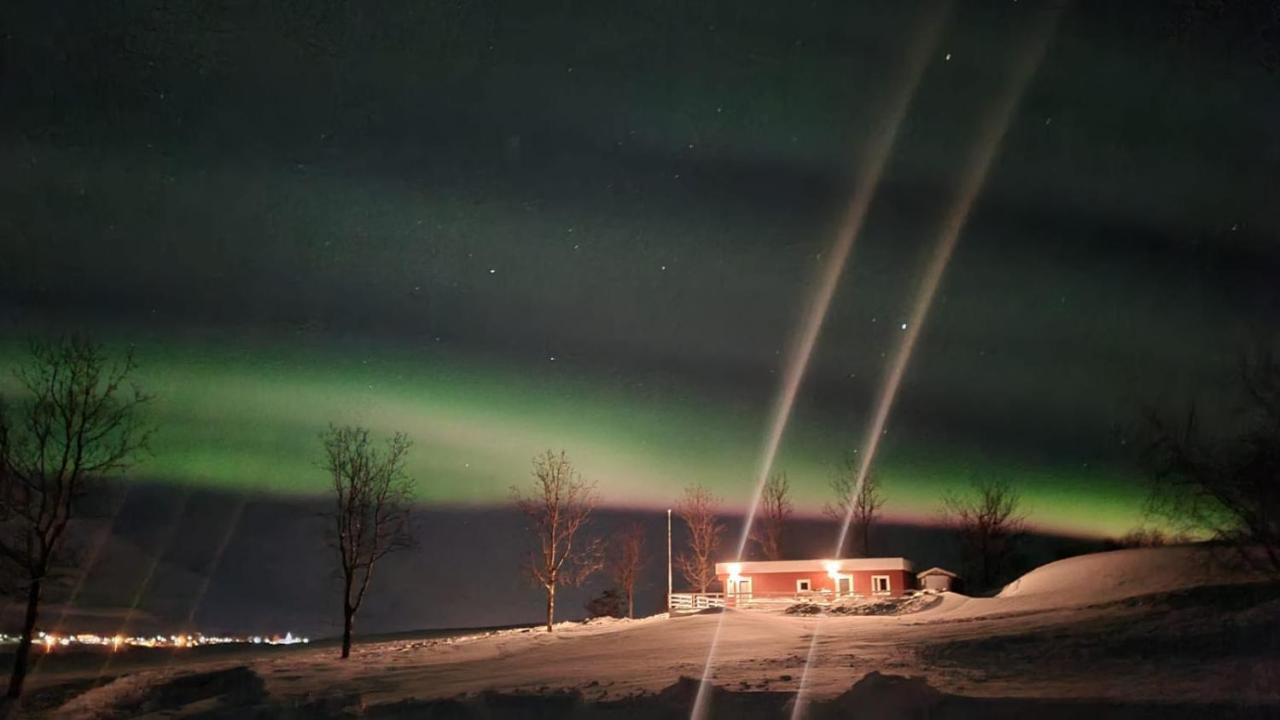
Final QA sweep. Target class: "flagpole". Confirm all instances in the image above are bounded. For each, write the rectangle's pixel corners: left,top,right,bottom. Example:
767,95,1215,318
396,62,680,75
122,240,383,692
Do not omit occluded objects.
666,508,673,613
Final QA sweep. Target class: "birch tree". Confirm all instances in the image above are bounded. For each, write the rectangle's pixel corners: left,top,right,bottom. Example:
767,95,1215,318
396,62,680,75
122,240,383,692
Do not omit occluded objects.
824,459,885,557
323,425,415,659
0,338,151,698
611,521,645,618
676,484,723,593
513,450,602,632
750,472,791,560
1142,345,1280,574
941,478,1025,592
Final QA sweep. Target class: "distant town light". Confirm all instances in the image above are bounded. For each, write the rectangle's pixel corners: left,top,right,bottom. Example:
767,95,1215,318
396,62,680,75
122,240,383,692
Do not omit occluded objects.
0,630,309,650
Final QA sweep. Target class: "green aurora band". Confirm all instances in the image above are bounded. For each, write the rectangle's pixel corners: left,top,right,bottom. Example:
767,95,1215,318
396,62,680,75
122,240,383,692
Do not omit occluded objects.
0,337,1151,537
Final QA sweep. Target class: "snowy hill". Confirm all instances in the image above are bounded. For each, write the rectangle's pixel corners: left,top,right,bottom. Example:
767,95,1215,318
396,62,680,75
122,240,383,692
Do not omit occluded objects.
999,545,1260,602
27,545,1280,718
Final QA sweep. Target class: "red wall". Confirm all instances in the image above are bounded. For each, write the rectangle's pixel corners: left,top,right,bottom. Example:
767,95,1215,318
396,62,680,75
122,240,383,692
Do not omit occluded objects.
716,569,914,597
728,571,834,595
845,570,914,596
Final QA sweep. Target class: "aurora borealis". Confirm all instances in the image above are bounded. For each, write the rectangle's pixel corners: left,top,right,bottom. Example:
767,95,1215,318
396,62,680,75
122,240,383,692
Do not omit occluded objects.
3,0,1279,546
0,332,1211,538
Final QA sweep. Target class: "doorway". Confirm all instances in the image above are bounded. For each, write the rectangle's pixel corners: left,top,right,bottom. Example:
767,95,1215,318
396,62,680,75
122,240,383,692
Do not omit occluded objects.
836,576,852,596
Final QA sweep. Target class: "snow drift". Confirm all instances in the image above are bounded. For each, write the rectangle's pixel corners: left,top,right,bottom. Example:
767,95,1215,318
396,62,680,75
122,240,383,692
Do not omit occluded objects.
997,545,1263,604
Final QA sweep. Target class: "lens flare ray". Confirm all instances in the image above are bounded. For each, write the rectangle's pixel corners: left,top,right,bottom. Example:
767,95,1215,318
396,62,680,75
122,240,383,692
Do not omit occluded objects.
164,497,248,668
689,5,950,718
95,488,193,679
791,7,1065,718
31,485,133,678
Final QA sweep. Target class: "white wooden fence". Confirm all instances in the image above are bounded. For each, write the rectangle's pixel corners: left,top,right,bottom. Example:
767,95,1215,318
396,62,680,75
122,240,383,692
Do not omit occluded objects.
667,592,726,612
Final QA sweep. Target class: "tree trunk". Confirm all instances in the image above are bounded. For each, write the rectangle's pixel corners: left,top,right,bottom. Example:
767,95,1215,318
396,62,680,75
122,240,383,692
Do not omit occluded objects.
545,584,556,632
341,604,354,659
8,578,42,699
627,589,634,619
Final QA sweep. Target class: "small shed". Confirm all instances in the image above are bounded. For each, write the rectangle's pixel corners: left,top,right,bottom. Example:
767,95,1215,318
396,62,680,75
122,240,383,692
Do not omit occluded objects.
916,567,961,593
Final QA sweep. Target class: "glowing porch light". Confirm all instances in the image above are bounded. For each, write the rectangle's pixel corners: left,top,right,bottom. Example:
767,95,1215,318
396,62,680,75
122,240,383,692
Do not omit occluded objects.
726,563,743,582
824,560,841,579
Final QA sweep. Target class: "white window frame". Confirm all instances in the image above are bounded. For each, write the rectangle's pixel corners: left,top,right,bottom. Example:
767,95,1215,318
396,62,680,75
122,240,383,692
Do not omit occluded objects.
871,575,891,595
796,578,812,593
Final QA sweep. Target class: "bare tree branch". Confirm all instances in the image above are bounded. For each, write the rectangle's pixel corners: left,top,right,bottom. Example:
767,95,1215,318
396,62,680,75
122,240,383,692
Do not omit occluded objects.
512,450,601,632
676,484,723,593
940,477,1025,593
0,337,151,698
610,522,646,618
1141,344,1280,574
750,472,791,560
824,457,884,557
322,425,416,659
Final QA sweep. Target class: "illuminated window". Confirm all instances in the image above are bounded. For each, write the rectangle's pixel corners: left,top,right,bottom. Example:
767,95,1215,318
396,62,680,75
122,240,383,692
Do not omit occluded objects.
796,578,811,592
871,575,891,594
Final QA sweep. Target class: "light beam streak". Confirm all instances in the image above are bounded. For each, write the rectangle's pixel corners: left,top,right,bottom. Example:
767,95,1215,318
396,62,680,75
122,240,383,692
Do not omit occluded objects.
728,4,948,566
689,5,950,718
165,496,248,668
95,487,193,679
790,6,1065,718
31,484,133,677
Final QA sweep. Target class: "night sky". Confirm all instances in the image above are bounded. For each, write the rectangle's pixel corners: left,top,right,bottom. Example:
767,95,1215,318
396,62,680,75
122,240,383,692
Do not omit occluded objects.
2,0,1278,546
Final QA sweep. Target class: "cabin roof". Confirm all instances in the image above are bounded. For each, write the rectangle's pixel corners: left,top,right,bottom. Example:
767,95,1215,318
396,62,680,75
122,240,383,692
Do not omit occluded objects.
714,558,914,575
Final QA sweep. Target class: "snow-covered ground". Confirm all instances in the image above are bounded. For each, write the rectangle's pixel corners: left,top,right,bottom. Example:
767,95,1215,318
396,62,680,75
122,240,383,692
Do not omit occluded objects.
19,545,1280,718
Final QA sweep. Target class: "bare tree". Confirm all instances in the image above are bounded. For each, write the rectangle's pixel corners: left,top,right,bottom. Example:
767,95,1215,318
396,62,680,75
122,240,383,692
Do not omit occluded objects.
1106,526,1191,550
750,472,791,560
611,521,645,618
0,338,151,698
1141,345,1280,573
322,425,415,659
512,450,602,632
676,484,723,593
824,458,885,557
941,478,1026,592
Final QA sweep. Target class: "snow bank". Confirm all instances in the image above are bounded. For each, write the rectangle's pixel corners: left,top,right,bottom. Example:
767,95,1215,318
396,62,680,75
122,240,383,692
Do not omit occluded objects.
41,545,1277,716
997,545,1259,605
914,545,1266,622
786,593,943,617
384,613,671,653
57,666,265,720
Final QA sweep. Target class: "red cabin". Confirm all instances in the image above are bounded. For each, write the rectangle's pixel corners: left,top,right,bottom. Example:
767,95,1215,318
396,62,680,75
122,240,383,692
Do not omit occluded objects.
713,558,916,601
